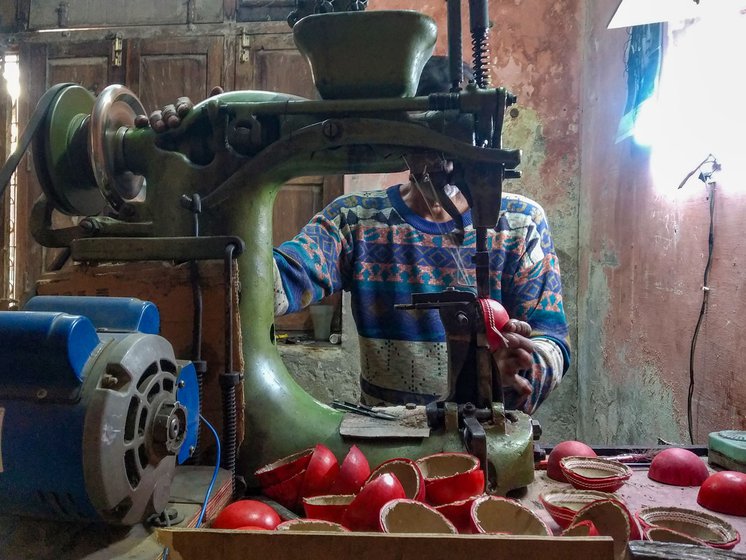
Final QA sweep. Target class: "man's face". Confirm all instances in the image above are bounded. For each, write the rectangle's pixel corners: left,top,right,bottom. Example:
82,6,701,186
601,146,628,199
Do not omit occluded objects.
407,153,455,193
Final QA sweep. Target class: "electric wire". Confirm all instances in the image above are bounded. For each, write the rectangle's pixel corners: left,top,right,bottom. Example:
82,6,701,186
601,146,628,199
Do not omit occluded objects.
677,154,715,190
687,182,716,445
195,414,222,528
162,414,222,560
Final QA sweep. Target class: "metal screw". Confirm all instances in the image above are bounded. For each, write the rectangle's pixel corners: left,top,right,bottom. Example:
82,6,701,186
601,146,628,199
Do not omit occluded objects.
178,380,186,388
509,107,520,119
36,388,48,400
79,218,100,233
169,416,181,439
322,120,341,140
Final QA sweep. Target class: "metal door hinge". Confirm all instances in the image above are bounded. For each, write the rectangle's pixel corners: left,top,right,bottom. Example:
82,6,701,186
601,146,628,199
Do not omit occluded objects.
111,33,123,67
187,0,195,29
239,29,251,63
56,2,69,27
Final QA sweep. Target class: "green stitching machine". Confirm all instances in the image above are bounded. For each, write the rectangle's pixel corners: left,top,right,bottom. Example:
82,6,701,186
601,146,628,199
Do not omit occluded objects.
21,1,539,497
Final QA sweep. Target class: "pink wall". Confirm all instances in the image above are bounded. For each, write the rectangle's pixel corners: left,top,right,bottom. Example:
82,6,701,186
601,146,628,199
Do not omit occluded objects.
580,0,746,443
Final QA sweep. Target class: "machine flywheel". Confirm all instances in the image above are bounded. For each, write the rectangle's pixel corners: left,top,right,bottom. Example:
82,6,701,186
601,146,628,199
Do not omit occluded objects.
32,84,147,215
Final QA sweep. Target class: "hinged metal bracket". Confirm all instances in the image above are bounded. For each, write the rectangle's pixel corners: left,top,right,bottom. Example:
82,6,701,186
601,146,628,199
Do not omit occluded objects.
111,33,123,68
239,28,251,63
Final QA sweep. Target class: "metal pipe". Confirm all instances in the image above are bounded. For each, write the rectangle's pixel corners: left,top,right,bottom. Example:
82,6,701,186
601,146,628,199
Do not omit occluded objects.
446,0,464,92
223,95,442,116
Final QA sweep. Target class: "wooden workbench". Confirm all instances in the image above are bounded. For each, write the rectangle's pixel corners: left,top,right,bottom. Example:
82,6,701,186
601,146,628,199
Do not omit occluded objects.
1,465,744,559
525,467,746,554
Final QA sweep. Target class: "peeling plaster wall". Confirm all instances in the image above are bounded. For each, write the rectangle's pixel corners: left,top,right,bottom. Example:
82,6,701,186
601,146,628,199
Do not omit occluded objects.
483,0,582,442
579,0,746,444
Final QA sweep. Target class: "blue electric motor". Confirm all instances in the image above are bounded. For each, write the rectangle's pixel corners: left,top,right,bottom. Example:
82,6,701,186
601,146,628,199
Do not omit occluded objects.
0,296,199,525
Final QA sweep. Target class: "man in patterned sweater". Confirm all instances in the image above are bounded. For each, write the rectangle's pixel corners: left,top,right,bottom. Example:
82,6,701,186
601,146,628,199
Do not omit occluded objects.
273,170,568,413
140,57,569,414
273,59,569,414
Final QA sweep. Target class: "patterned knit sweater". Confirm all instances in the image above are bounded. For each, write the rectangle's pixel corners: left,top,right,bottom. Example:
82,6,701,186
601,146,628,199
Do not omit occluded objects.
273,185,570,413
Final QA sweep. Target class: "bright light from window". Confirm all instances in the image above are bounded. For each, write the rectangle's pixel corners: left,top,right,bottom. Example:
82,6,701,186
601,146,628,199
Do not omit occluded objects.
4,55,20,100
3,54,20,304
630,96,658,148
634,15,746,194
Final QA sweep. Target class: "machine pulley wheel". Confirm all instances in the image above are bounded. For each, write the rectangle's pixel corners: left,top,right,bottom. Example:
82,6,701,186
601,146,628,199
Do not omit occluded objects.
31,85,108,216
89,84,147,210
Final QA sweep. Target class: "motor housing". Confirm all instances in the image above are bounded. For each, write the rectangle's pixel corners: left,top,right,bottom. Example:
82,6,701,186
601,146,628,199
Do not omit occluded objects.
0,296,198,525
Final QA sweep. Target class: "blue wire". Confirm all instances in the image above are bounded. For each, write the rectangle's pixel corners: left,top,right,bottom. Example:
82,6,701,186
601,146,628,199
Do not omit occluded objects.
162,413,222,559
196,414,222,528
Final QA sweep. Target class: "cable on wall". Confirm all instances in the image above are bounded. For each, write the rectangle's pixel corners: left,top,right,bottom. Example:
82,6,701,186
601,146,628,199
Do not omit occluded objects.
683,154,720,444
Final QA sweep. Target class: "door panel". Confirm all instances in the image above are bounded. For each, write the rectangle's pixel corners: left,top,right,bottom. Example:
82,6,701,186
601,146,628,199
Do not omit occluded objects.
236,0,294,23
28,0,224,29
273,179,323,245
240,32,315,99
48,56,109,94
0,1,19,32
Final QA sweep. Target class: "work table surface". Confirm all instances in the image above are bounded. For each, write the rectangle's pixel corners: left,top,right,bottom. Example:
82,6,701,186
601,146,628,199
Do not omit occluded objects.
1,465,744,558
527,467,746,554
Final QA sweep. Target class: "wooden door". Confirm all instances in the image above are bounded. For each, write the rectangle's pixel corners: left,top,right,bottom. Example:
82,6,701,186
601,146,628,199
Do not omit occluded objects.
126,35,226,114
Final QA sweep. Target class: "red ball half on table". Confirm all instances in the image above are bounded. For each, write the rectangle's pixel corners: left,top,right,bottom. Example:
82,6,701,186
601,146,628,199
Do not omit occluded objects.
697,471,746,517
211,500,281,530
342,472,407,531
546,441,597,482
329,445,370,495
416,452,485,506
648,448,709,486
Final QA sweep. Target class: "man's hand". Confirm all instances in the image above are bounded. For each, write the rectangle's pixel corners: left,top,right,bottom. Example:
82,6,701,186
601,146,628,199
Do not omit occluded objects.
133,86,224,132
492,319,535,407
